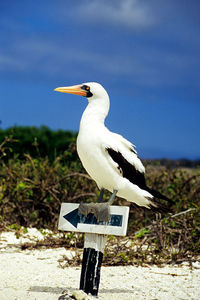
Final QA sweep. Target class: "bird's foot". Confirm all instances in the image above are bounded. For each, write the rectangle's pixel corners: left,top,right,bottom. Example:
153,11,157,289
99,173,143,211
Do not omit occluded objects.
78,202,110,222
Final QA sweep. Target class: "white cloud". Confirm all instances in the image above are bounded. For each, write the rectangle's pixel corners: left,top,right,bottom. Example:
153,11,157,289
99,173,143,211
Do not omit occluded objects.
68,0,155,30
0,35,199,89
0,53,26,71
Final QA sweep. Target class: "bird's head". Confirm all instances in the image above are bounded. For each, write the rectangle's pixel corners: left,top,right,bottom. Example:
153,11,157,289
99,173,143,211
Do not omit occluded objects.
54,82,108,102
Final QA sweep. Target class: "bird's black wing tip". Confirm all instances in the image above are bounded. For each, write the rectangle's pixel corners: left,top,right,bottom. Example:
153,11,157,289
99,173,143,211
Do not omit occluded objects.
131,199,173,214
148,199,173,214
146,187,173,204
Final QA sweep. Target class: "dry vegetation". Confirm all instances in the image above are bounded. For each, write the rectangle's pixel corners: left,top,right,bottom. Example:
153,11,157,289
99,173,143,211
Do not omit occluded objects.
0,134,200,265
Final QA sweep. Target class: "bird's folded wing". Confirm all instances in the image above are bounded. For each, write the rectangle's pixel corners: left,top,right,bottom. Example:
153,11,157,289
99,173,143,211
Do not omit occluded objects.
101,132,145,174
111,132,137,154
102,145,147,190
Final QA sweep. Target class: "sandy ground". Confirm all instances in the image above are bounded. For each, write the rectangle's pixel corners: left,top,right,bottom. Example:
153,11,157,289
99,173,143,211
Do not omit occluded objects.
0,228,200,300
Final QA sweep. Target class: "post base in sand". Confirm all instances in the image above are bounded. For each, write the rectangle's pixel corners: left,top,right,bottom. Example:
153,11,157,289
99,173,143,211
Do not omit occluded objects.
79,233,107,296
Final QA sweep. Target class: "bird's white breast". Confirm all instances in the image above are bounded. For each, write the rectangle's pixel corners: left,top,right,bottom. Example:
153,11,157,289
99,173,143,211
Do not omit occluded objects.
77,125,121,191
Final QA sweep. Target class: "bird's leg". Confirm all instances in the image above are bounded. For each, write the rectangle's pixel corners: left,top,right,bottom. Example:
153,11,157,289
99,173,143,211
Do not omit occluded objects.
98,188,104,203
108,189,118,205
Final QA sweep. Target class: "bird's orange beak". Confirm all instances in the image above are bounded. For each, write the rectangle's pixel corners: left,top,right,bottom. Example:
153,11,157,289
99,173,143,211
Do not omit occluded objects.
54,84,87,96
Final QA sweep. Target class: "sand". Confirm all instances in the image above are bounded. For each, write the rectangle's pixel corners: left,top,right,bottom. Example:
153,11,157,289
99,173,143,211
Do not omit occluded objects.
0,228,200,300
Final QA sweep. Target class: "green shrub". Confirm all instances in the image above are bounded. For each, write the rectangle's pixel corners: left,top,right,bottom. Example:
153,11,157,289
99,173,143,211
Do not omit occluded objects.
0,135,200,264
0,125,77,163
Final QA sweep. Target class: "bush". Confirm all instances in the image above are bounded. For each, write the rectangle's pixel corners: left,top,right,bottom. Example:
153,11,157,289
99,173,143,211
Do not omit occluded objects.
0,136,200,264
0,125,77,163
0,154,97,229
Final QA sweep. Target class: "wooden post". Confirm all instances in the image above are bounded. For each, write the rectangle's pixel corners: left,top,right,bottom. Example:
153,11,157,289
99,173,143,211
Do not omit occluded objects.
79,233,107,296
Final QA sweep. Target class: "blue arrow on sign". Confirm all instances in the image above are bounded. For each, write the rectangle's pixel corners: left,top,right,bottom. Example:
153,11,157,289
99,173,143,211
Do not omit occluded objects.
63,208,123,228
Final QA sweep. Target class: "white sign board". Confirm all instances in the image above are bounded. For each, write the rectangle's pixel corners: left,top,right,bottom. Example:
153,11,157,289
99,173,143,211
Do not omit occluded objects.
58,203,129,236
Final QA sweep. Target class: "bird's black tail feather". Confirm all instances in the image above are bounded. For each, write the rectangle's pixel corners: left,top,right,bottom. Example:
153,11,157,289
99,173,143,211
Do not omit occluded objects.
149,200,173,214
146,187,172,203
145,187,173,213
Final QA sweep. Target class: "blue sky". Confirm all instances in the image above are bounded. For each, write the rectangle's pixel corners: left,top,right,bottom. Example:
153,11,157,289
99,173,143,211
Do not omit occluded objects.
0,0,200,159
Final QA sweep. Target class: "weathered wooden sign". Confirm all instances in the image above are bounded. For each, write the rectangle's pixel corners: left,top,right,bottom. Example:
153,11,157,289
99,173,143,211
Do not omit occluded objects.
58,203,129,236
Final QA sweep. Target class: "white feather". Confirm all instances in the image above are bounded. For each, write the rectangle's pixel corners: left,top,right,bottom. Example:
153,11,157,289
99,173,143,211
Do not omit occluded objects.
76,82,153,208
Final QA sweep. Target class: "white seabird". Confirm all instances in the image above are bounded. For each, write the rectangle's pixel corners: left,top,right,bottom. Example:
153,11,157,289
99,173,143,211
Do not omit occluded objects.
54,82,170,210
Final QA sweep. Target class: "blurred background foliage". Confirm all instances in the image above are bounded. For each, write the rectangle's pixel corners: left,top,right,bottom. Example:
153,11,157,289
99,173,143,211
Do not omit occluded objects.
0,126,200,264
0,125,77,164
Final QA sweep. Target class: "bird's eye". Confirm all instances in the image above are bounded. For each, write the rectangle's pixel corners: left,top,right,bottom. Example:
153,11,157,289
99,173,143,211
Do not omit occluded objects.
81,85,93,97
81,85,90,91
